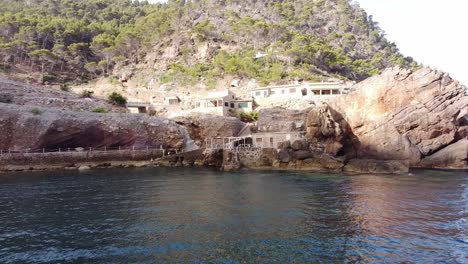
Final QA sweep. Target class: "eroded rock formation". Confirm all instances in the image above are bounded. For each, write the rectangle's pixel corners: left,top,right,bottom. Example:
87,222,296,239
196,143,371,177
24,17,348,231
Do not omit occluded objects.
0,77,121,112
256,108,310,132
173,114,246,146
327,67,467,169
306,104,358,157
0,103,185,151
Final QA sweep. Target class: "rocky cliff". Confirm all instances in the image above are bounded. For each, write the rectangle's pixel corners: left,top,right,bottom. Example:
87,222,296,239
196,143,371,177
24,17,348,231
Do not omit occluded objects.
249,67,466,173
0,103,186,152
326,67,467,169
174,114,246,147
0,77,121,112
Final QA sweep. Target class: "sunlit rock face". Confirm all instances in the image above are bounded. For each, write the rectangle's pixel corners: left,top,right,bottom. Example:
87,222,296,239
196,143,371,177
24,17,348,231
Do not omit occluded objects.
173,114,245,147
0,103,185,151
327,67,467,169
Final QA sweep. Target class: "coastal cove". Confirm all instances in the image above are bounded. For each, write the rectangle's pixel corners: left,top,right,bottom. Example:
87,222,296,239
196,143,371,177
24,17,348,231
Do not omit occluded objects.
1,1,467,263
0,167,467,263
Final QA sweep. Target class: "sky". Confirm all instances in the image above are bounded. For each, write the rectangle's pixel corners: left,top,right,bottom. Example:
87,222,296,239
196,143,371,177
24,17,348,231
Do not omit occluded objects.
148,0,467,85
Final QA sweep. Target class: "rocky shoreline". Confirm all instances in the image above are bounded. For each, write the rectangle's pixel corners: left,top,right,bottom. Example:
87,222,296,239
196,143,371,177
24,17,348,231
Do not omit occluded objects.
0,67,466,174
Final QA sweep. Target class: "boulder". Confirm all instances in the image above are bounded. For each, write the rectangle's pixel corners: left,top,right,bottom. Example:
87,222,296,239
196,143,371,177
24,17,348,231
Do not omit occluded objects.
278,149,291,163
277,140,291,150
291,139,309,151
292,150,314,160
418,139,468,169
294,155,344,172
202,148,223,167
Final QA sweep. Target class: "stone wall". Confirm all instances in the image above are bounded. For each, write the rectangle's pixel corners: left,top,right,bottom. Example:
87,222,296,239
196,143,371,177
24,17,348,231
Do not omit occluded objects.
239,148,278,168
0,149,164,172
222,148,278,169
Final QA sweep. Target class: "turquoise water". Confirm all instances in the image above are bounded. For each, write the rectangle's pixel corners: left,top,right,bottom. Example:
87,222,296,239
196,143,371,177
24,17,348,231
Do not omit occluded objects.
0,168,467,263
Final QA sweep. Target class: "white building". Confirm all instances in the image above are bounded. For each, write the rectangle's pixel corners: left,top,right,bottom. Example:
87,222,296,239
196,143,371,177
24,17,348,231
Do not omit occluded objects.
205,132,306,149
249,132,305,148
163,96,181,106
194,90,254,116
126,102,152,114
251,81,351,100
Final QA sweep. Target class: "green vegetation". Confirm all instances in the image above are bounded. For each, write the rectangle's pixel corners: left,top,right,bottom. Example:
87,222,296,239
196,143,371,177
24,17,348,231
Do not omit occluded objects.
91,108,107,113
241,111,259,123
108,92,127,106
0,0,163,82
230,111,259,123
31,108,41,115
0,0,419,85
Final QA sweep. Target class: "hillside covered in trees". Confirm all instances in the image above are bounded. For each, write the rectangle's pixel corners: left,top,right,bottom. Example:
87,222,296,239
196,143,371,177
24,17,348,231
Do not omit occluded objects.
0,0,418,86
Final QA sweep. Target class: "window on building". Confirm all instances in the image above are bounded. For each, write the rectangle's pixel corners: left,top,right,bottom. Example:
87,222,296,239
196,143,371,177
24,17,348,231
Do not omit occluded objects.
255,91,261,96
289,88,296,93
264,91,268,96
231,103,235,108
256,138,263,143
270,90,276,95
332,89,340,95
301,89,307,96
224,102,229,107
312,90,320,95
238,102,249,108
282,90,285,94
322,90,331,95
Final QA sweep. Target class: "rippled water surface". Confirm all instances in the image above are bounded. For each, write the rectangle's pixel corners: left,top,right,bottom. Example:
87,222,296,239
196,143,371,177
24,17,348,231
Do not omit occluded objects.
0,168,467,263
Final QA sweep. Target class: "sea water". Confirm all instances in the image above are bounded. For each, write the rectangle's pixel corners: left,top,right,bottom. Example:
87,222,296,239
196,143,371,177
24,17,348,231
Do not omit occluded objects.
0,168,467,263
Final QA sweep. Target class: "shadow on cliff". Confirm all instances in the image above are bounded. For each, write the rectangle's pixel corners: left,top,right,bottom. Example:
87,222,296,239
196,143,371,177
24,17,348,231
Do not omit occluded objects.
328,106,362,160
34,122,139,151
306,105,361,161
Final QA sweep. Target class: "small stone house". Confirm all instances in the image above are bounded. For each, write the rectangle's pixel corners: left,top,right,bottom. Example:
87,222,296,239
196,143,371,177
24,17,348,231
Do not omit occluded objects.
195,90,253,116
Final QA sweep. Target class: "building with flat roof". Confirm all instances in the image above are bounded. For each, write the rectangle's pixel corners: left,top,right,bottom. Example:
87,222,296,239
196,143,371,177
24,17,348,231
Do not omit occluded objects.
164,96,181,106
251,81,351,100
194,90,253,116
126,102,152,114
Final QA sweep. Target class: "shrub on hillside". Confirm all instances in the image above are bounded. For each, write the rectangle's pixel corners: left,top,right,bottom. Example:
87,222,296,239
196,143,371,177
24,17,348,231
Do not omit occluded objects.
91,108,107,113
108,92,127,106
81,90,94,98
31,108,42,115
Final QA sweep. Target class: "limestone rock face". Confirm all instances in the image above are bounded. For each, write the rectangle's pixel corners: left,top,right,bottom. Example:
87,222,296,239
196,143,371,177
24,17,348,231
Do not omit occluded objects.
0,77,120,112
343,159,409,174
173,114,245,146
257,107,310,132
306,104,357,157
277,149,291,163
282,154,344,172
291,139,309,151
0,103,185,151
418,139,468,169
202,149,223,167
328,67,467,169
